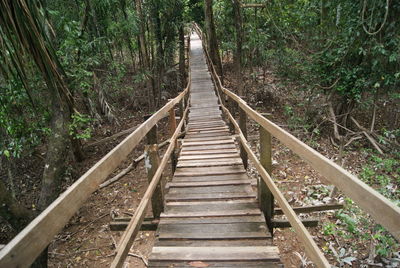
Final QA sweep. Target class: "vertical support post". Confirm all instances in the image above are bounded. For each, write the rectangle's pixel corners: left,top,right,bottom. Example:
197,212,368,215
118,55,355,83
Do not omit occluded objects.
169,108,178,173
178,98,186,130
239,106,248,169
144,144,164,218
143,115,163,218
225,96,234,133
144,115,157,145
259,126,274,233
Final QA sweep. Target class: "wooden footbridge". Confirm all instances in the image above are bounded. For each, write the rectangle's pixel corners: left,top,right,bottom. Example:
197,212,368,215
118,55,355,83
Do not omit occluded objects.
0,26,399,268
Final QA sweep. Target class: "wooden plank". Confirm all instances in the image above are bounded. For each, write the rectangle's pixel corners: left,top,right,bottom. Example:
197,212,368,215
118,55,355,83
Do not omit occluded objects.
161,209,261,218
177,158,243,168
181,144,236,151
172,174,248,182
179,148,238,155
187,127,229,133
167,179,251,188
159,222,268,233
165,201,259,213
159,215,265,224
154,239,272,247
174,166,246,177
274,203,344,215
188,119,223,125
159,232,269,240
187,116,222,122
166,199,257,206
149,261,282,267
149,246,280,261
223,87,400,241
167,184,253,194
184,132,230,138
0,86,189,268
165,192,256,201
182,139,234,146
178,153,239,160
183,136,233,142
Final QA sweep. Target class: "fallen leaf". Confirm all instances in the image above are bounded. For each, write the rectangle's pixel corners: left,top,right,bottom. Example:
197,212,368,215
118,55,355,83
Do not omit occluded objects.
188,261,209,267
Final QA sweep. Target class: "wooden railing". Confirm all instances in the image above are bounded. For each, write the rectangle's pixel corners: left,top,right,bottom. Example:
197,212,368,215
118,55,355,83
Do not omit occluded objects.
0,38,191,268
193,23,400,268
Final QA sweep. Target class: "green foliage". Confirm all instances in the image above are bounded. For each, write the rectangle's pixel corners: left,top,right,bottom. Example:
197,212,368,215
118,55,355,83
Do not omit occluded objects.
69,113,92,140
373,225,398,258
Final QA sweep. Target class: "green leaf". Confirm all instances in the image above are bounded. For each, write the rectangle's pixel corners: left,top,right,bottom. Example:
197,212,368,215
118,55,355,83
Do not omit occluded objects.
3,150,10,158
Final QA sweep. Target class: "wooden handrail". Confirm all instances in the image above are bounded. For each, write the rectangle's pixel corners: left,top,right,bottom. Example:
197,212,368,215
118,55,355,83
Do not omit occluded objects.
110,104,190,268
221,85,400,241
110,32,192,268
222,105,330,267
0,67,191,268
193,22,400,265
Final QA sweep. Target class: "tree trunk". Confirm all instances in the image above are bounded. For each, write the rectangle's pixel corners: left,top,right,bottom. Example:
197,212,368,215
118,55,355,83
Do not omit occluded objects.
204,0,223,81
38,89,70,211
232,0,243,96
135,0,155,111
179,25,186,89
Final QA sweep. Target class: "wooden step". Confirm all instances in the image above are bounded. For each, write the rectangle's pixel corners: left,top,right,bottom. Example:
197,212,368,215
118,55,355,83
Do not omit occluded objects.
149,246,280,261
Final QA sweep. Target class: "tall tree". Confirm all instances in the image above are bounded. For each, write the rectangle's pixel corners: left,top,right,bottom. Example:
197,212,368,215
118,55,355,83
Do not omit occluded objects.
204,0,223,80
232,0,243,96
135,0,155,111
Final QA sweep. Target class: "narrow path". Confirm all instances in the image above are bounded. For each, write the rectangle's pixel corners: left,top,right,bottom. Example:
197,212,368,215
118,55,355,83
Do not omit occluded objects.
147,33,282,267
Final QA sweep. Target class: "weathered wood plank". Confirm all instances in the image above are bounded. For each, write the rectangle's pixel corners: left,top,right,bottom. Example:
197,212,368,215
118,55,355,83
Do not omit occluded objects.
149,261,282,267
166,179,251,188
180,148,237,155
154,239,272,247
149,246,280,261
161,209,261,218
182,139,234,146
159,215,265,224
178,153,239,160
174,166,246,176
165,201,259,213
177,158,243,168
165,192,256,201
172,173,248,182
167,184,253,194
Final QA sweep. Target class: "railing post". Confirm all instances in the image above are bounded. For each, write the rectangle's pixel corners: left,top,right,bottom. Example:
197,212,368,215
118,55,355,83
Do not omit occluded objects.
143,115,164,218
144,144,164,218
144,114,158,145
259,126,274,233
169,107,178,173
239,101,248,169
225,96,235,133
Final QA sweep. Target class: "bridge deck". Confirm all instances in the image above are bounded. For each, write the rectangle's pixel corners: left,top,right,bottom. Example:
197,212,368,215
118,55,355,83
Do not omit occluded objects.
148,33,282,267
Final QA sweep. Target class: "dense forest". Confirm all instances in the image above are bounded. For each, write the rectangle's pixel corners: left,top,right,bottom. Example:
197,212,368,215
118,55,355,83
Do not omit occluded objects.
0,0,399,267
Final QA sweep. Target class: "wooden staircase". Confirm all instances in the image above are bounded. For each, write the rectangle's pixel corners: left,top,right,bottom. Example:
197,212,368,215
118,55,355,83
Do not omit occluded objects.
147,33,283,268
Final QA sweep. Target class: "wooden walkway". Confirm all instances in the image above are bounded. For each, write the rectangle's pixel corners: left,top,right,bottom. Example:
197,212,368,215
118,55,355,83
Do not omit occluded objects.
147,33,282,267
